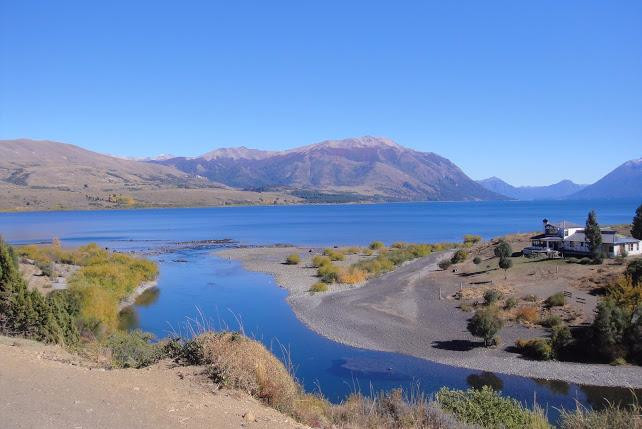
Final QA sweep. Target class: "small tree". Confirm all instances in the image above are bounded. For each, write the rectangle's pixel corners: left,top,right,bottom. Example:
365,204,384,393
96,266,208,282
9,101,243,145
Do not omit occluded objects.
498,257,513,279
585,210,603,261
632,203,642,240
493,240,512,259
468,307,504,347
450,249,468,264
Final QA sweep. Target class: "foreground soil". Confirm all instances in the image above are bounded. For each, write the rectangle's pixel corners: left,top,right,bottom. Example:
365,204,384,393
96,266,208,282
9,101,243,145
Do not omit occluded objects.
219,246,642,388
0,336,306,429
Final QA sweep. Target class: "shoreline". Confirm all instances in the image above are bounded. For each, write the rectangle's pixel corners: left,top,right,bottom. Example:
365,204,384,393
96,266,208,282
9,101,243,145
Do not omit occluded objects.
217,246,642,389
118,281,158,311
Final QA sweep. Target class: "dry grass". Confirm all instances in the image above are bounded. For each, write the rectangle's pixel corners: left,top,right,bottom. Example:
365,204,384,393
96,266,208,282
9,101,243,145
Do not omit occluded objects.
515,306,540,325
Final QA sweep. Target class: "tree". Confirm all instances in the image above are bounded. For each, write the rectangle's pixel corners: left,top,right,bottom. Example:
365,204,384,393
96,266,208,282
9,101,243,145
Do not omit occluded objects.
632,203,642,240
493,240,512,259
498,257,513,279
592,299,630,362
585,210,603,261
627,259,642,287
467,307,503,346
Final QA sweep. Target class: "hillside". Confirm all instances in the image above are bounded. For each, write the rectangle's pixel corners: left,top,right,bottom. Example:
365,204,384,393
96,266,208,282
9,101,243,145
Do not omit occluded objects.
569,158,642,200
477,177,587,200
0,139,297,210
155,136,504,201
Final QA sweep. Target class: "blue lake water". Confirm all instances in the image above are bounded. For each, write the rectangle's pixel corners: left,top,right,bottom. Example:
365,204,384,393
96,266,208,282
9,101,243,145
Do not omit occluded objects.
1,200,640,422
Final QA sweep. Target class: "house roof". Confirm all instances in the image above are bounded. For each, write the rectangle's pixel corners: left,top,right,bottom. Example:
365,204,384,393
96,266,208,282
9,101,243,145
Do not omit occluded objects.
549,220,582,229
564,231,640,244
614,236,640,244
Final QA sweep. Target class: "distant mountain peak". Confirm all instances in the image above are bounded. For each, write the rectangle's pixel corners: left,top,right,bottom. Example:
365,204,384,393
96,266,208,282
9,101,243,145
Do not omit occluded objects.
476,177,587,200
569,157,642,200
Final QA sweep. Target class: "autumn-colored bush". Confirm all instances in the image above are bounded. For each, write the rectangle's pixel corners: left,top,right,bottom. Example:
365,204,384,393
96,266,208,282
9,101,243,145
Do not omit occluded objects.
309,282,329,293
285,253,300,265
515,306,540,324
317,263,340,283
337,267,367,284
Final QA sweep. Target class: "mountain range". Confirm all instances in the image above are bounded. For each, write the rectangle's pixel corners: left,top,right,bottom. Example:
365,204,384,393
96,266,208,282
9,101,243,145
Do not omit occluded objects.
476,177,587,200
152,136,502,202
0,137,639,211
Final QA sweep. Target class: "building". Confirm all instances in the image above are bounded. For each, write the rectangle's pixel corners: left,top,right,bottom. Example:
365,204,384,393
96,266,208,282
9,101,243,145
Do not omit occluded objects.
524,219,642,258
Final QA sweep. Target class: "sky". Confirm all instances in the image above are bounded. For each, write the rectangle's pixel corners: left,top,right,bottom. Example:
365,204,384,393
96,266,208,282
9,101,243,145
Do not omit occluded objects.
1,1,641,186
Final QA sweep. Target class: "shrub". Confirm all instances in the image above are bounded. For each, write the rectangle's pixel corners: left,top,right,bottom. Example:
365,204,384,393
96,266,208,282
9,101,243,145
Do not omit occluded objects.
343,247,361,255
523,294,538,302
592,299,629,362
104,330,164,368
391,242,406,249
337,267,367,284
580,257,592,265
504,296,518,310
285,253,301,265
317,263,340,283
473,256,482,265
515,338,553,361
467,307,504,346
540,314,563,328
515,306,540,324
436,386,550,429
369,241,385,250
438,259,452,270
311,255,331,268
551,324,573,359
322,248,344,261
450,249,468,264
483,289,503,306
463,234,482,246
627,259,642,286
545,292,566,307
566,257,579,264
309,282,329,293
560,401,641,429
499,256,513,279
493,239,513,259
164,337,206,365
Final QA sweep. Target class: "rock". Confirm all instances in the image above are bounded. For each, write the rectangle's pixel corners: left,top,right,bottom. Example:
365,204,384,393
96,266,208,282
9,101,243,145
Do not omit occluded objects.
243,411,256,422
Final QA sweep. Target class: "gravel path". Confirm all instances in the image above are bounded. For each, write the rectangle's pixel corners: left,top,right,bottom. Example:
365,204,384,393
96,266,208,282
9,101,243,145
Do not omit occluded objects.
219,246,642,389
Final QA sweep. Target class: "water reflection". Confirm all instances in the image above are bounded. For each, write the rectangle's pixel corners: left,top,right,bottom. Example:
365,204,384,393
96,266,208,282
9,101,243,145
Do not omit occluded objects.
118,306,139,331
135,287,160,307
466,372,504,391
533,378,570,396
580,384,642,410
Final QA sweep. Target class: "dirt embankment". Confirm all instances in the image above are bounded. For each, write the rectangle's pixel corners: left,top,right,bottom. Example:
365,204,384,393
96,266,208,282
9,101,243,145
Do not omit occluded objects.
0,335,306,429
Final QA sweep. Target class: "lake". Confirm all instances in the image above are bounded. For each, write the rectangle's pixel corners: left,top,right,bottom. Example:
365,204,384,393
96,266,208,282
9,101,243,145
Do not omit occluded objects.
2,199,640,421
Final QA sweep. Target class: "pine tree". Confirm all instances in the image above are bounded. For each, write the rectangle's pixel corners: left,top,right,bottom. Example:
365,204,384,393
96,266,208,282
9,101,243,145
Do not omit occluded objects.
632,203,642,240
585,210,603,261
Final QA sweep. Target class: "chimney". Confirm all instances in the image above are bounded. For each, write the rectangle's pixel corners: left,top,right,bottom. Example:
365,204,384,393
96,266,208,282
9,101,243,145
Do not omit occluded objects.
543,218,549,225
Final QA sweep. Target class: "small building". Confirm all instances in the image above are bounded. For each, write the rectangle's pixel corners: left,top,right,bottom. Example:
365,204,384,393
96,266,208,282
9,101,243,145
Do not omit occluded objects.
524,219,642,258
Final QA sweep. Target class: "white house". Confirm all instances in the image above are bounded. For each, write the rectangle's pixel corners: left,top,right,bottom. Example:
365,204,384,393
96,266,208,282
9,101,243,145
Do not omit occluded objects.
525,219,642,258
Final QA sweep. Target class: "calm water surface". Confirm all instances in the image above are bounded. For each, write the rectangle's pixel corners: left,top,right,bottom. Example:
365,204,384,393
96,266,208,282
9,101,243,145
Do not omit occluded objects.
2,200,640,422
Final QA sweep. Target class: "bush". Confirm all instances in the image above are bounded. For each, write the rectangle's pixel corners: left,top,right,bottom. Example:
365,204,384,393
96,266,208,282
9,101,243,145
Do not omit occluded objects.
580,257,592,265
566,257,579,264
343,247,361,255
515,306,540,324
436,386,549,429
515,338,553,361
504,296,518,310
493,239,513,259
473,256,482,265
322,248,344,261
285,253,301,265
311,255,331,268
104,330,164,368
540,314,563,328
450,249,468,264
498,256,513,278
467,307,504,346
438,259,452,270
337,267,367,284
309,282,329,293
560,401,641,429
317,264,340,283
627,259,642,286
592,299,629,362
463,234,482,246
545,292,566,307
483,289,503,306
369,241,385,250
551,324,573,359
523,294,538,302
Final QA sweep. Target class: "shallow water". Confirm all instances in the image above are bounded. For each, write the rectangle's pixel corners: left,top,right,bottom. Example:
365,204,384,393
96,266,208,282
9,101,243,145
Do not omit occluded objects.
2,200,641,421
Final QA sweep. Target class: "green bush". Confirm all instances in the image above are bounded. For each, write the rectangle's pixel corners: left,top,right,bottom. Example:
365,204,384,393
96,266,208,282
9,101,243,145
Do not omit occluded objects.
493,239,513,259
551,324,573,359
309,282,329,293
164,337,205,365
322,248,344,261
311,255,331,268
540,314,563,328
483,289,503,306
450,249,468,264
473,256,482,265
369,241,385,250
104,330,164,368
580,257,592,265
438,259,452,270
504,296,518,310
545,292,566,307
285,253,301,265
627,259,642,286
463,234,482,246
467,307,504,346
515,338,552,361
436,386,550,429
317,264,340,283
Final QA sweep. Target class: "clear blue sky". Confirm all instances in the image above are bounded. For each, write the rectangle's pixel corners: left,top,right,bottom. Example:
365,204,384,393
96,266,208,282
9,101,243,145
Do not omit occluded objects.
1,1,640,186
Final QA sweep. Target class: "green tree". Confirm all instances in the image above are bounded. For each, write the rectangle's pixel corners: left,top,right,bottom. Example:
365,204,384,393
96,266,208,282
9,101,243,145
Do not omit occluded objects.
585,210,603,261
493,240,512,259
467,307,504,346
592,299,630,362
632,203,642,240
498,257,513,279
